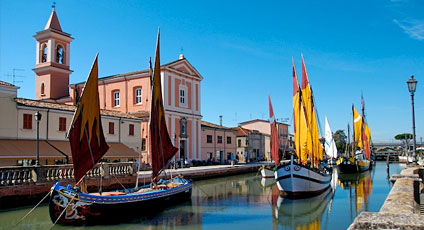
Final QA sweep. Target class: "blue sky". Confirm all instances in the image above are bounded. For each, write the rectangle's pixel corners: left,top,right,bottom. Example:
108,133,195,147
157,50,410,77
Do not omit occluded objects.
1,0,423,143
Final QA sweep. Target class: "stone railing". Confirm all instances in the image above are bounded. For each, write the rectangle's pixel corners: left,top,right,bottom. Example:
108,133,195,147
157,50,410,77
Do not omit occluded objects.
0,162,138,186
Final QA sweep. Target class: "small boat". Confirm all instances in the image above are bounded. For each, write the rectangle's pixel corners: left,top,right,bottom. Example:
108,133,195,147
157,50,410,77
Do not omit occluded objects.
337,103,371,174
324,116,338,165
259,166,274,178
259,96,281,178
275,57,332,197
49,31,192,225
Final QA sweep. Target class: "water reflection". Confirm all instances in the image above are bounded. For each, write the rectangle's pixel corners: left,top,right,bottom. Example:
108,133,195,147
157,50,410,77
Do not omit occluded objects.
338,170,373,218
273,187,333,230
2,163,405,230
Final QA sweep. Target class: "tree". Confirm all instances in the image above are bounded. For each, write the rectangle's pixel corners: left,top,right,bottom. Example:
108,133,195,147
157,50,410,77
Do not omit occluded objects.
333,130,347,154
394,133,413,153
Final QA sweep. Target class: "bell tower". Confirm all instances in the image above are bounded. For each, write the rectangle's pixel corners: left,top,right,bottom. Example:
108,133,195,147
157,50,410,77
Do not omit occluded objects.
33,7,73,100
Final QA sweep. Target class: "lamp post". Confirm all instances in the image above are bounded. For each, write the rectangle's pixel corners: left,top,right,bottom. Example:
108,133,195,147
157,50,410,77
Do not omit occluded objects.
34,111,42,166
407,75,418,163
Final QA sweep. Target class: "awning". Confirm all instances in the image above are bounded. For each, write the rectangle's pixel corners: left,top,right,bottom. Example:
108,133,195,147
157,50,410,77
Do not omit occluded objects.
0,139,139,159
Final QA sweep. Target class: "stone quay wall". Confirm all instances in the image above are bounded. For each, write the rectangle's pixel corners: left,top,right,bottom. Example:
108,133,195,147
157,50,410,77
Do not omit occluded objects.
348,166,424,230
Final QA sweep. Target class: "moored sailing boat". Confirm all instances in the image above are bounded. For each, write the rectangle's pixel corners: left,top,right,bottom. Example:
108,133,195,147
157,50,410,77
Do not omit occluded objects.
337,102,371,173
324,116,338,165
275,57,331,197
260,96,280,178
48,31,192,225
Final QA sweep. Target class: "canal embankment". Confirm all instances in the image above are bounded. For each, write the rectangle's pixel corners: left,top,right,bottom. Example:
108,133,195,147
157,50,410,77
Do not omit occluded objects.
0,162,273,209
348,165,424,229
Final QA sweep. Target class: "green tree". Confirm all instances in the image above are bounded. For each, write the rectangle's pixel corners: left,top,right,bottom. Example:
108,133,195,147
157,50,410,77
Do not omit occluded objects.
395,133,413,153
333,130,347,154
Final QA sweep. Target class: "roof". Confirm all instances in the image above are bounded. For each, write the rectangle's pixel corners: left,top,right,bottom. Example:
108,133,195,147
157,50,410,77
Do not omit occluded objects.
239,119,289,126
15,98,143,120
235,126,269,137
44,8,62,31
201,121,236,131
0,139,139,159
71,58,201,87
0,80,15,87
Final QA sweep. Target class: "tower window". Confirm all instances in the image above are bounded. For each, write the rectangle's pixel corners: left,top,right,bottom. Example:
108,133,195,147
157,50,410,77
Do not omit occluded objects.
113,90,120,107
40,83,45,95
134,87,142,104
129,124,134,136
41,43,47,63
56,45,64,64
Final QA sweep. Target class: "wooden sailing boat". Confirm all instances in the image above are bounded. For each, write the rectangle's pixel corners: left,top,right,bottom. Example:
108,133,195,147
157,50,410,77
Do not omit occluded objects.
337,101,371,173
48,31,192,225
275,57,332,197
324,116,338,165
260,96,280,178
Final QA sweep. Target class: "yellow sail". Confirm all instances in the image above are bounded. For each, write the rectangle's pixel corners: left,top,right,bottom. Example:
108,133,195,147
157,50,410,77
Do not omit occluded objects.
353,106,371,150
293,60,309,165
301,58,323,168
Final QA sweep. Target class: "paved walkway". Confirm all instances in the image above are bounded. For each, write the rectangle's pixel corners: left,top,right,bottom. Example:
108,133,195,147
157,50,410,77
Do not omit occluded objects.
137,162,275,180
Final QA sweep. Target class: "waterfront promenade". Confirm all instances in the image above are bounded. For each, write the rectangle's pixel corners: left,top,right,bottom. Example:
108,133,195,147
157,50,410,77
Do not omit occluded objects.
0,162,274,209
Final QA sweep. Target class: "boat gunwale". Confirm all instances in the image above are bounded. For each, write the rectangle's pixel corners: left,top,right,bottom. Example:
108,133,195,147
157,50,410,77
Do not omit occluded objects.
51,179,193,204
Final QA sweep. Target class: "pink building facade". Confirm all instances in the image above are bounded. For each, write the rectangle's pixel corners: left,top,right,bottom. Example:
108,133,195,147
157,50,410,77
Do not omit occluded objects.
201,121,237,164
33,8,203,164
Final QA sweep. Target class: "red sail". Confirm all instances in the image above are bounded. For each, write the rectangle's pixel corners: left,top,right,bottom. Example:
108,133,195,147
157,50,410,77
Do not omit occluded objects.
68,55,109,183
268,96,280,165
149,30,178,181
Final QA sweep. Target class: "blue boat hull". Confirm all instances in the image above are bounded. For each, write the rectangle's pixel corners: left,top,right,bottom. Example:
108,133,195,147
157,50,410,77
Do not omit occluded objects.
49,178,192,225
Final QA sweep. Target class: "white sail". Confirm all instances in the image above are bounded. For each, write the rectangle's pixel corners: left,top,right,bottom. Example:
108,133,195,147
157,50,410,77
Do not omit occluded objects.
324,116,338,159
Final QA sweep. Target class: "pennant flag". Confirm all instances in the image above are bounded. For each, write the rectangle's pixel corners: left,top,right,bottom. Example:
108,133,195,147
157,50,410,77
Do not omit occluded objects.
149,29,178,181
268,95,280,165
68,55,109,183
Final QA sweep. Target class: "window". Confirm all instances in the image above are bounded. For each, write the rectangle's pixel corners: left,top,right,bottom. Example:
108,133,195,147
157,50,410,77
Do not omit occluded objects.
113,91,120,107
40,83,45,95
179,85,187,107
135,88,142,104
129,124,134,136
207,135,212,143
56,45,64,64
141,138,146,151
23,114,32,129
59,117,66,131
109,122,114,134
238,139,241,147
227,136,232,144
41,43,47,63
217,136,222,144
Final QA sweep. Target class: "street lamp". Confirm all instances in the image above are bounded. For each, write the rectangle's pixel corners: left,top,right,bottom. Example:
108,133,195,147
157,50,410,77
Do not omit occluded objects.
407,75,418,163
34,111,42,166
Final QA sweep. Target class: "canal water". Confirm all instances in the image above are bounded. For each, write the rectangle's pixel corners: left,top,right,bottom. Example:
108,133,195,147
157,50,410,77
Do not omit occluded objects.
1,162,404,230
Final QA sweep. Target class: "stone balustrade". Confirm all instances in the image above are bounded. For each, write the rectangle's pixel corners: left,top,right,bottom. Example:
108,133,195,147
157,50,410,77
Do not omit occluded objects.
0,162,138,186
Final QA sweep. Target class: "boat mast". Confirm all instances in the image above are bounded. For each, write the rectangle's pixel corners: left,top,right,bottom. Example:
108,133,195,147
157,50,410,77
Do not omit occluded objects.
351,104,356,157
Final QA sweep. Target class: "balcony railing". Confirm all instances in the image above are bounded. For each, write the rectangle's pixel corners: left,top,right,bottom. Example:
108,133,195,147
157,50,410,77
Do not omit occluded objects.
0,162,139,186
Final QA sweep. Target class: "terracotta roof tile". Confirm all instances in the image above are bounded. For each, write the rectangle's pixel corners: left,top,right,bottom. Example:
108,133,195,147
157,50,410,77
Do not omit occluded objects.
15,98,142,120
0,80,15,87
201,121,236,131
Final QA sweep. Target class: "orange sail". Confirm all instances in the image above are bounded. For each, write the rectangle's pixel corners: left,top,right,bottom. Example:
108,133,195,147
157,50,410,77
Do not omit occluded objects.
269,95,280,165
149,30,178,181
68,55,109,183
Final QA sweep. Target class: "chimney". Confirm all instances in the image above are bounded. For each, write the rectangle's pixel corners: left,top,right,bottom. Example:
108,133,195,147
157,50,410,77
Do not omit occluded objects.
219,115,223,127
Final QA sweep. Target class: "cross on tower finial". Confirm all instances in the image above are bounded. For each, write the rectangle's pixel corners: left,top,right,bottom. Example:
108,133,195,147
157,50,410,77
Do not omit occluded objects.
52,2,56,10
181,47,184,54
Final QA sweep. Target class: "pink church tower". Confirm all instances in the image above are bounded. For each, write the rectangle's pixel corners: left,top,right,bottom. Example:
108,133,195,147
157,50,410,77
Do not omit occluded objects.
33,7,73,100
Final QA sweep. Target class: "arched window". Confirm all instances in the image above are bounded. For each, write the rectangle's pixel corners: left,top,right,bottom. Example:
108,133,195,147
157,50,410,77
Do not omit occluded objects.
41,43,47,63
56,45,64,64
134,87,142,104
40,83,45,95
